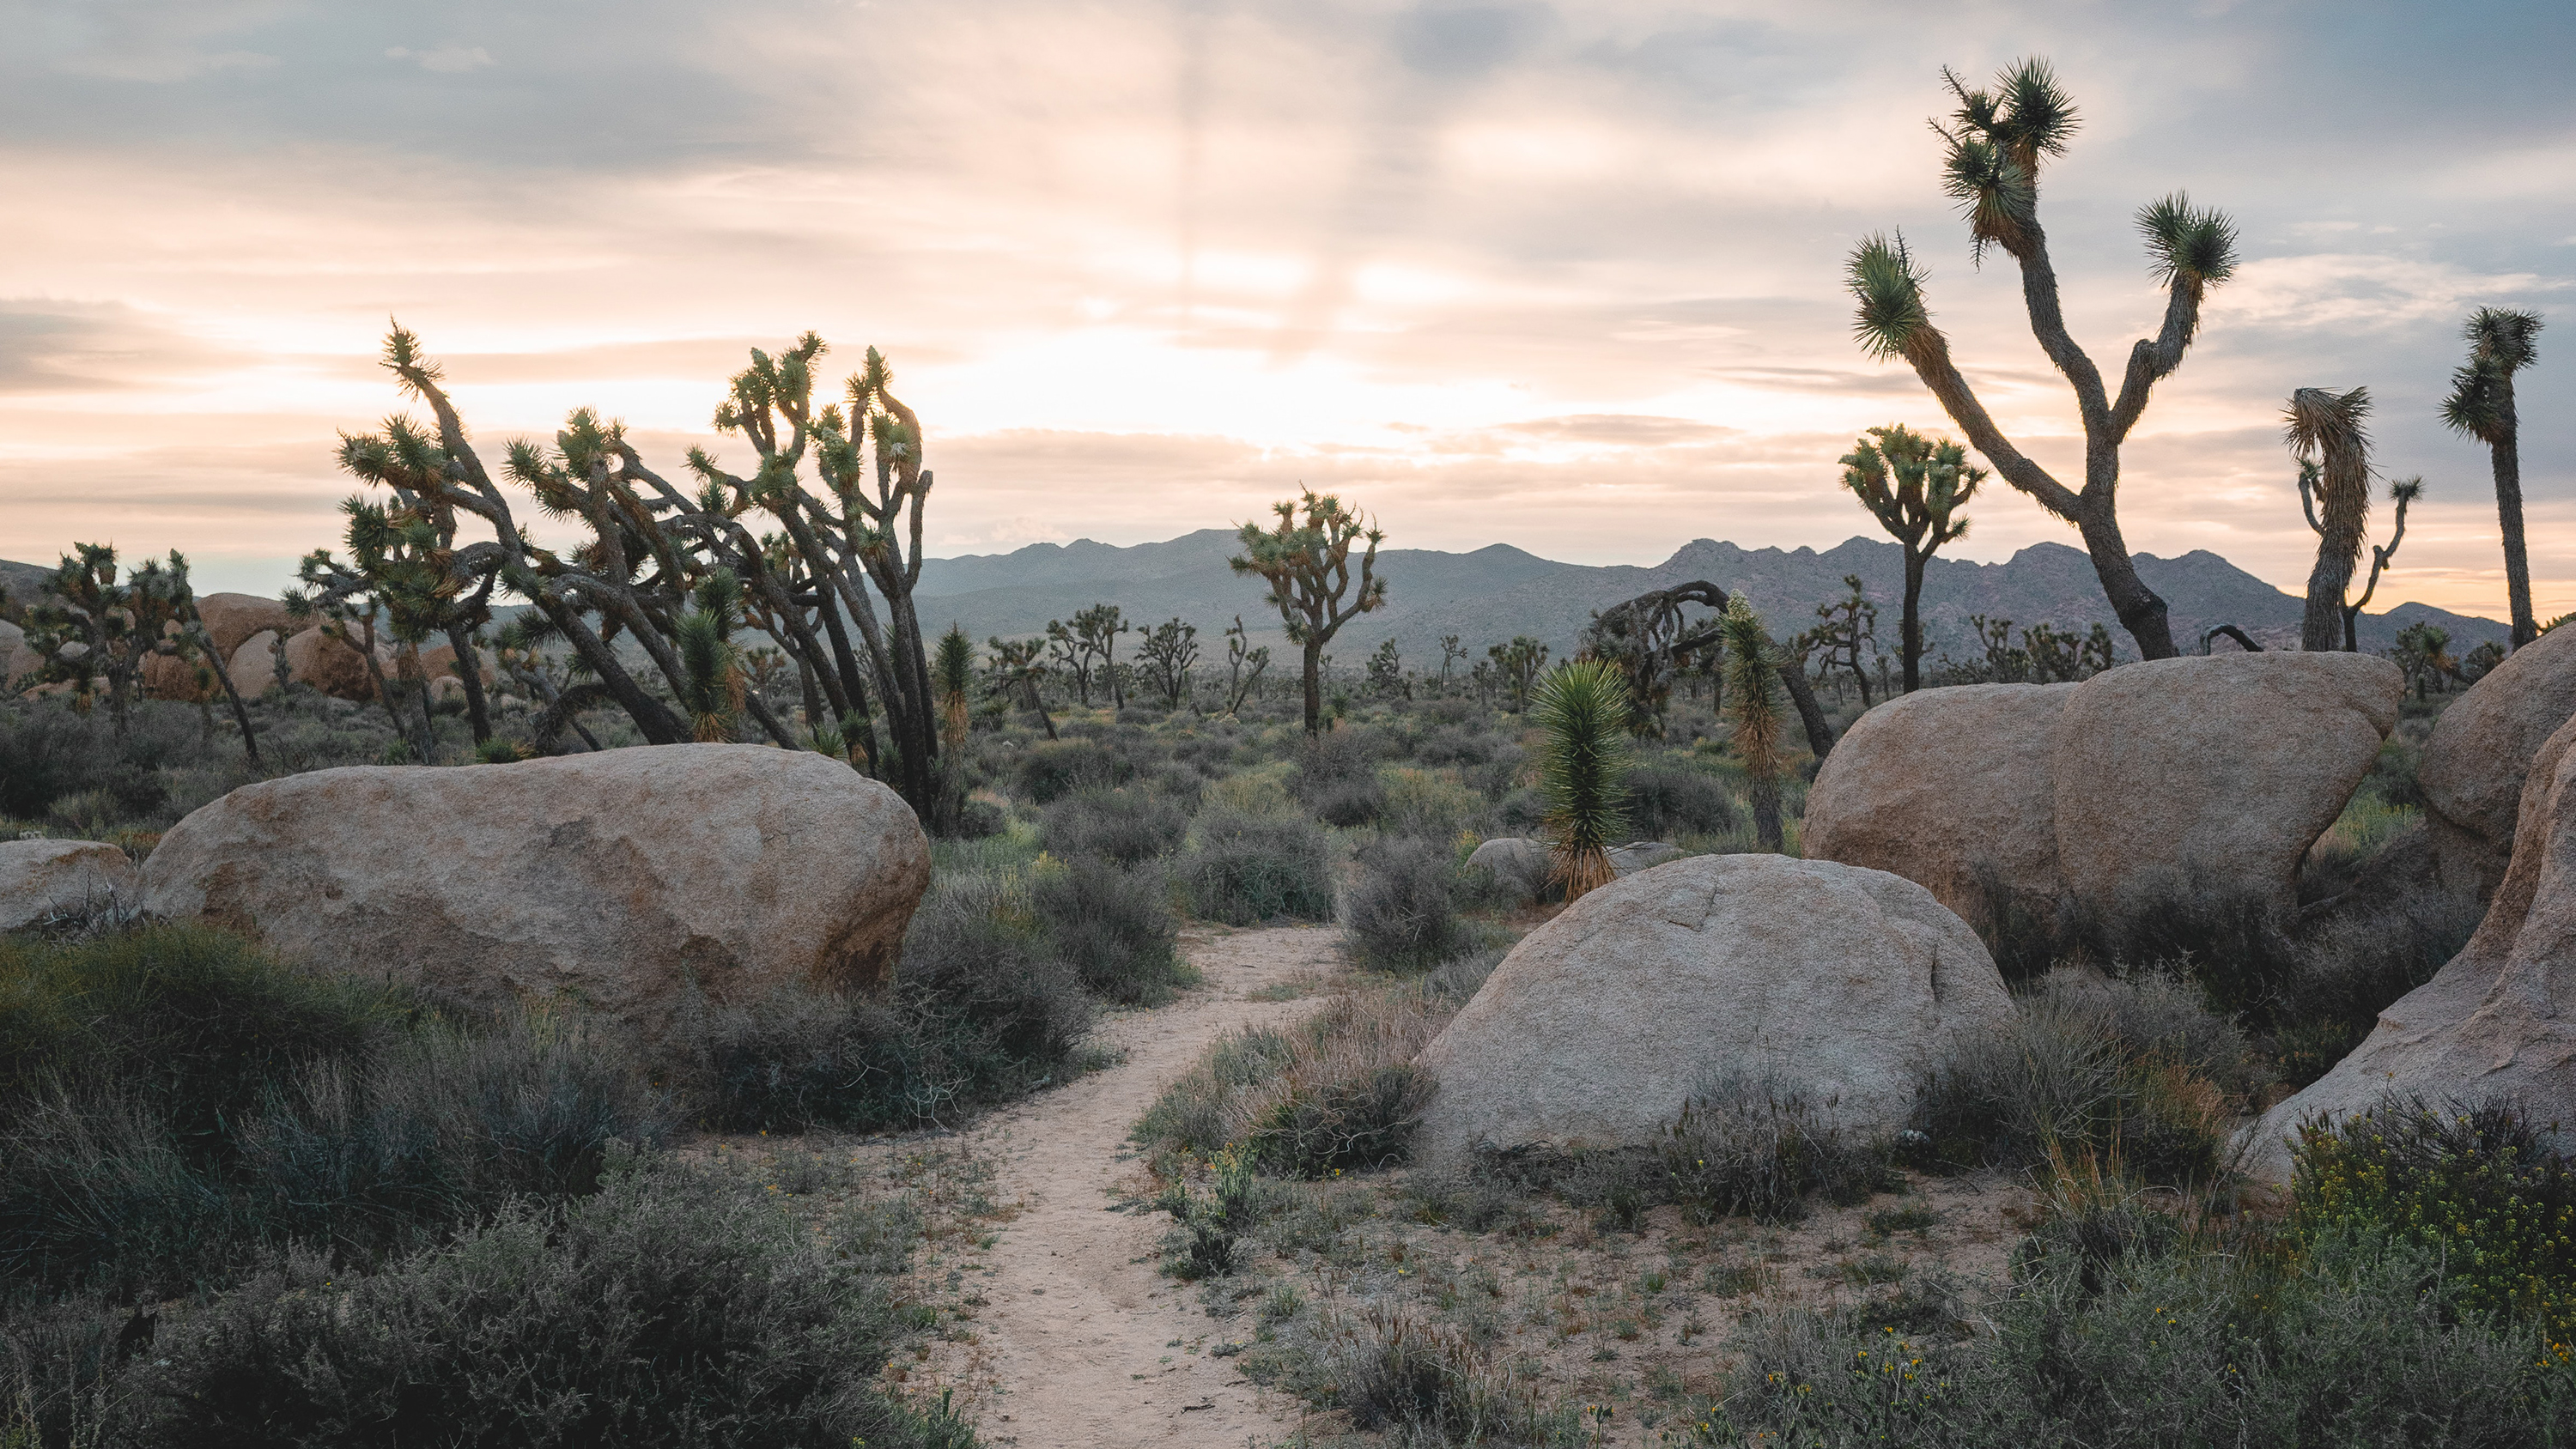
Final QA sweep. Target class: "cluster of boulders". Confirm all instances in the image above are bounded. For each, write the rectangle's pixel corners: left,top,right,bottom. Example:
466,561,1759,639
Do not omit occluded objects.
1801,652,2403,930
1,591,497,705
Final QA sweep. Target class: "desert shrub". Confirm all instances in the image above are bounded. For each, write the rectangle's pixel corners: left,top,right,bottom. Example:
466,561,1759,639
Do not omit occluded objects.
704,871,1091,1131
1342,838,1469,974
2273,876,2481,1086
1318,1306,1551,1441
1912,969,2261,1184
1293,730,1385,826
1624,762,1737,840
1156,1144,1269,1280
1722,1217,2574,1448
1014,737,1133,803
1040,786,1188,865
1412,724,1494,767
2,1003,664,1299
1660,1074,1899,1224
1375,766,1482,842
1182,809,1334,925
2295,1096,2576,1339
1135,990,1444,1179
1203,761,1298,816
0,924,395,1131
1030,854,1193,1005
131,1151,969,1449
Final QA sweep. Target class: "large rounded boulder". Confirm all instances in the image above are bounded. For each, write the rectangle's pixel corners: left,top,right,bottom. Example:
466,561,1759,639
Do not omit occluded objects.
1413,854,2013,1167
2243,712,2576,1182
2418,626,2576,902
142,744,931,1044
196,593,300,658
0,839,138,931
1807,654,2400,927
1802,682,2073,931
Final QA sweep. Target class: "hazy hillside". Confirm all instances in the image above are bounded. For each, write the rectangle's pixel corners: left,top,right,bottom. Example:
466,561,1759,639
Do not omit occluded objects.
911,531,2508,667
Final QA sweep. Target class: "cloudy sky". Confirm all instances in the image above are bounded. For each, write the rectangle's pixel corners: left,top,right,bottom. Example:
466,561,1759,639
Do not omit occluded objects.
4,0,2571,621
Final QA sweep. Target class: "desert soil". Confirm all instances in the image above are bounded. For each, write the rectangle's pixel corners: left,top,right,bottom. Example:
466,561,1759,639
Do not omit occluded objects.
908,924,1340,1448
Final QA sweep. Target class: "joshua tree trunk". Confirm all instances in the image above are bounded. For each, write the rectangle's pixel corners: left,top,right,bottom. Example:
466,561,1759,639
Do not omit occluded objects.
1900,549,1928,693
2494,421,2536,649
2287,387,2373,653
1299,638,1324,736
446,624,493,744
1779,657,1838,761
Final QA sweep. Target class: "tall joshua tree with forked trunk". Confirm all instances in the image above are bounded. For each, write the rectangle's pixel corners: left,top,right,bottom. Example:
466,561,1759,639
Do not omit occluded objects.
1230,489,1386,736
1839,424,1983,692
2299,460,2422,652
2285,387,2374,653
1847,58,2238,661
2440,307,2545,649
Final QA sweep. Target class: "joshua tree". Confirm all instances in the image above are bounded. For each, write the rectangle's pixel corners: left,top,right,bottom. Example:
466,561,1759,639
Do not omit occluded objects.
1048,604,1127,709
1364,639,1406,700
1230,489,1387,735
1847,58,2237,661
1719,598,1789,850
1839,424,1983,691
2440,307,2545,648
2393,622,2456,700
1221,615,1270,713
1771,632,1840,761
1138,617,1200,710
1531,658,1634,900
22,545,201,740
2302,464,2423,652
1807,575,1880,706
671,569,749,743
1486,636,1550,712
932,625,976,829
1437,634,1468,688
985,635,1056,739
1583,580,1728,735
2284,387,2375,652
326,427,501,743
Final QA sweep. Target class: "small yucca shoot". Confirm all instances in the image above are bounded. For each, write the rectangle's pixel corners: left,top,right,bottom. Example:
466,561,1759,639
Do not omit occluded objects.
675,568,745,743
1719,598,1786,850
1534,658,1635,900
935,625,976,756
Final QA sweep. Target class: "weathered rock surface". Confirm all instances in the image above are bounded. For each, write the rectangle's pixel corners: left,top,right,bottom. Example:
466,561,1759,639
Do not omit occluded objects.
2419,626,2576,902
228,631,287,694
1608,841,1684,875
1806,656,2399,927
0,621,31,686
1414,854,2013,1167
142,744,931,1042
0,839,138,931
280,627,386,701
2245,713,2576,1182
1802,682,2073,930
2052,653,2400,919
142,652,215,701
197,594,300,658
1466,837,1550,901
417,642,495,687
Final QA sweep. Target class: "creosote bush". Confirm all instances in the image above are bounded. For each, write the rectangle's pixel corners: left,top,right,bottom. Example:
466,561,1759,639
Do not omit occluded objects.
1911,968,2265,1185
1182,809,1335,925
1039,785,1188,866
1343,838,1471,974
1030,854,1194,1005
1015,737,1134,803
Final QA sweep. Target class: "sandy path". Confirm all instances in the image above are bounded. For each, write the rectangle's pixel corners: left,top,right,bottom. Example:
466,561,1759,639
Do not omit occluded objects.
921,925,1339,1449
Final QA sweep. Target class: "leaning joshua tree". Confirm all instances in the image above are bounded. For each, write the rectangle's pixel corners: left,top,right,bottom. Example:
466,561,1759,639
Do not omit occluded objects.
1231,489,1386,735
2441,307,2546,648
984,635,1056,739
2300,458,2422,653
2285,387,2375,653
1848,58,2238,661
1839,424,1983,691
1583,580,1727,735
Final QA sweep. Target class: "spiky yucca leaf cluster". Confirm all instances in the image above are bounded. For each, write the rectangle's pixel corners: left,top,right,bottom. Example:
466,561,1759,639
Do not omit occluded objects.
1532,658,1635,900
1719,599,1788,851
935,625,976,754
674,569,745,742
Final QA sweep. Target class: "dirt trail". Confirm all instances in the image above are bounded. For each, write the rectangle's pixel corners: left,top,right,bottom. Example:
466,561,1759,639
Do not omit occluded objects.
920,925,1339,1449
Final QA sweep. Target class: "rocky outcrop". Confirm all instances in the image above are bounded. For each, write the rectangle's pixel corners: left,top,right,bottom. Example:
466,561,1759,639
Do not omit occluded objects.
1414,854,2013,1167
1801,683,2072,931
1805,655,2401,928
0,840,138,931
196,594,299,659
417,642,495,687
2244,713,2576,1182
2418,627,2576,903
228,631,287,694
142,744,931,1044
280,628,387,701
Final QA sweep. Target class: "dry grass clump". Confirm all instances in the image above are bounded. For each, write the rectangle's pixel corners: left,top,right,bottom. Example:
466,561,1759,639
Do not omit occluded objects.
1139,986,1450,1179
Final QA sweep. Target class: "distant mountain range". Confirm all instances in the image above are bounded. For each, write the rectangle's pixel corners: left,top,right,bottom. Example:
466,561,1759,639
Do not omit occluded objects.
3,534,2501,674
908,530,2508,667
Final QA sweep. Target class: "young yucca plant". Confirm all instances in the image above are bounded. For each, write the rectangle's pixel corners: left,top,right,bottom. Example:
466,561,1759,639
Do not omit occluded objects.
935,625,976,756
674,568,746,742
1533,658,1635,900
1719,598,1787,850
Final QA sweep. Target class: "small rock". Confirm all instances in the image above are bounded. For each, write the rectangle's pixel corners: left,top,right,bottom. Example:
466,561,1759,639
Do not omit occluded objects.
0,839,137,931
